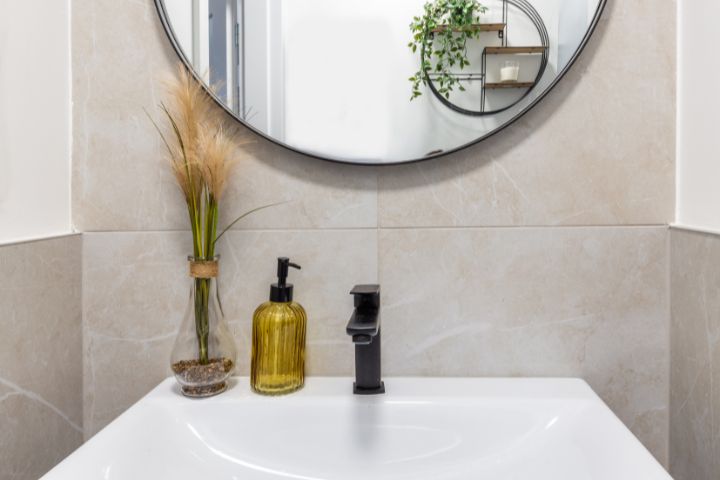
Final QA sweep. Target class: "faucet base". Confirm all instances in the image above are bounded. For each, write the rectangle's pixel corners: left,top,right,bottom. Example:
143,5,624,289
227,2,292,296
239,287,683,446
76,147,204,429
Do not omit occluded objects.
353,381,385,395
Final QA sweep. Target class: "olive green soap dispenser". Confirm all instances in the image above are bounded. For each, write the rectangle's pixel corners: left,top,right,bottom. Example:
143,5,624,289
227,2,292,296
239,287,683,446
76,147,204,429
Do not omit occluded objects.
251,257,307,395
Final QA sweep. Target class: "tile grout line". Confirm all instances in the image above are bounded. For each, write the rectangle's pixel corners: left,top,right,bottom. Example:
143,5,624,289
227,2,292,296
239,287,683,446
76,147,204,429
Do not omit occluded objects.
0,232,81,249
376,169,381,286
79,234,88,439
78,224,670,235
665,227,673,467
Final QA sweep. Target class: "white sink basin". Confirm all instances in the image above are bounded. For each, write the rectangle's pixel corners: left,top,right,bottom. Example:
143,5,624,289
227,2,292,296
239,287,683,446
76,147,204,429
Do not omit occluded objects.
43,377,671,480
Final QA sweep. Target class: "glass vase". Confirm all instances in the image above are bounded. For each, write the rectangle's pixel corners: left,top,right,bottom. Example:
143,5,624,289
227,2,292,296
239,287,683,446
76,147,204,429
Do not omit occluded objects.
170,256,237,397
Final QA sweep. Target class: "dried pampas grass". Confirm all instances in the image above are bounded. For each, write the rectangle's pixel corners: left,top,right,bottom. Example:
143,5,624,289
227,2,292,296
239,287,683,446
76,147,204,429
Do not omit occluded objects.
148,64,272,260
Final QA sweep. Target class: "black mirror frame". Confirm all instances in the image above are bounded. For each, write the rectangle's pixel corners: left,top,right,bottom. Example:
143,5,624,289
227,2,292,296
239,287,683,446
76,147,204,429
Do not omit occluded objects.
153,0,608,166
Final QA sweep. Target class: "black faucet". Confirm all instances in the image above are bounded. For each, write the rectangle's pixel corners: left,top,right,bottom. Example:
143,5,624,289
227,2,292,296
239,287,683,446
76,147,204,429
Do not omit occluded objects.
346,285,385,395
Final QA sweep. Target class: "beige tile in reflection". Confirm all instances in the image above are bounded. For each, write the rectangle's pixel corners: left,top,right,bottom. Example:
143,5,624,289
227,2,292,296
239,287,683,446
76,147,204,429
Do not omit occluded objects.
82,229,377,437
379,226,669,464
379,0,675,227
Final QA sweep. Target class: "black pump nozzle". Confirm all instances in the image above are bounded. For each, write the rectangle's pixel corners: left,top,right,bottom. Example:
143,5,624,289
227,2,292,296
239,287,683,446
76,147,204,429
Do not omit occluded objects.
270,257,301,302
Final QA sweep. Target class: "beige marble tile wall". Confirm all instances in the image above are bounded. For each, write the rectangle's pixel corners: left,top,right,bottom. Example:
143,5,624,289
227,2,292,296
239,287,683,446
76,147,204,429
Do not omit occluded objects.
0,235,83,480
381,226,669,461
82,230,377,435
72,0,675,466
670,228,720,479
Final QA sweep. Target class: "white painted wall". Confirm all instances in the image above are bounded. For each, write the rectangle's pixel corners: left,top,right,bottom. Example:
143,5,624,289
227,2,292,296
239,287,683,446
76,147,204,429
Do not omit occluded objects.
676,0,720,231
0,1,72,243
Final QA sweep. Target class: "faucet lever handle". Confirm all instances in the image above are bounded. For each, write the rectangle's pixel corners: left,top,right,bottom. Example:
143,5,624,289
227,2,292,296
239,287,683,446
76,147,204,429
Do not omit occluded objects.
350,284,380,309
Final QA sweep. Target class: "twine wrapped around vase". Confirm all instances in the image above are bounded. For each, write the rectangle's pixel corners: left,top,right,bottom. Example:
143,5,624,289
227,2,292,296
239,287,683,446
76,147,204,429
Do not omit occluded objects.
189,260,219,279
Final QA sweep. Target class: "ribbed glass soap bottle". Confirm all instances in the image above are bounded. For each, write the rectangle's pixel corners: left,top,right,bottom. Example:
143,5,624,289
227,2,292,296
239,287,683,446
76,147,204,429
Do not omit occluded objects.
251,258,307,395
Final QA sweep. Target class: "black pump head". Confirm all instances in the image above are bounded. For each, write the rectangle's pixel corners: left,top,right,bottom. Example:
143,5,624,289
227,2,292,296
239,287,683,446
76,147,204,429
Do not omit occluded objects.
270,257,301,302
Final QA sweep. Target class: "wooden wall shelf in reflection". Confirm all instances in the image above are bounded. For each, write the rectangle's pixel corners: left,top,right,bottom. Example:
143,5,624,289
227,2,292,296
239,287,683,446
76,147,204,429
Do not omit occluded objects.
485,46,546,54
431,23,506,33
484,82,535,89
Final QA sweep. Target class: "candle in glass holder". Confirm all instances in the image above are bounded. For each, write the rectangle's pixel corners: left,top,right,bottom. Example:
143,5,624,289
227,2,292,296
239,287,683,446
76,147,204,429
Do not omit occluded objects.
500,60,520,83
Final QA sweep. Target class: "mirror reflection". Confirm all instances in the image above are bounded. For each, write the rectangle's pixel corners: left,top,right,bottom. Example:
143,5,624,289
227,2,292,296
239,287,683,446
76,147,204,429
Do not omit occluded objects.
160,0,604,163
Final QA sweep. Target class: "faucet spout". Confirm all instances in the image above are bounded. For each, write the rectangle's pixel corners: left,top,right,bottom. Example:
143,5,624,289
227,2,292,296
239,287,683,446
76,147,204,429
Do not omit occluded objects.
346,285,384,395
346,310,379,338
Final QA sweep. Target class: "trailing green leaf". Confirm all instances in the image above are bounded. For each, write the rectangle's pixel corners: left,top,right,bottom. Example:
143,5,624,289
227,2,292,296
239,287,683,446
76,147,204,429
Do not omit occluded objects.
409,0,487,100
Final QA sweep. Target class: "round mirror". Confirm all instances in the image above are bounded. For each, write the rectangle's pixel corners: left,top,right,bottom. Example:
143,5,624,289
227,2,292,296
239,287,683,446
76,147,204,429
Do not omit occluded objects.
155,0,606,165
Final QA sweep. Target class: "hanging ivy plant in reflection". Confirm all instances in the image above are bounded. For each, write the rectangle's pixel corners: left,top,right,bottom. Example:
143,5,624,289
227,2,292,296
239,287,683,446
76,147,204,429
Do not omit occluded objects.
408,0,488,100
